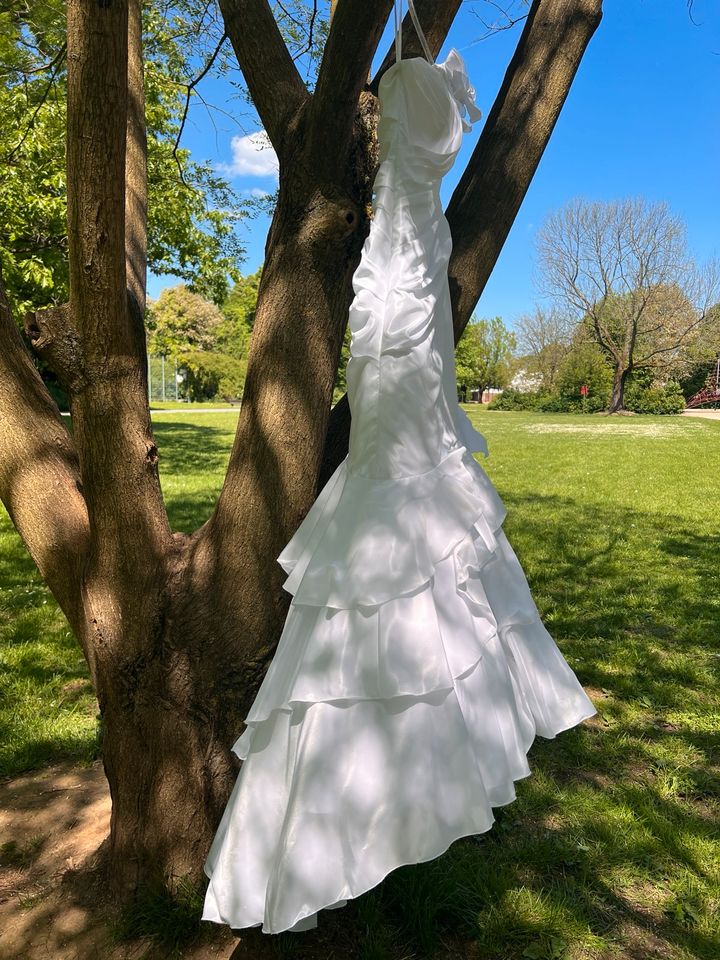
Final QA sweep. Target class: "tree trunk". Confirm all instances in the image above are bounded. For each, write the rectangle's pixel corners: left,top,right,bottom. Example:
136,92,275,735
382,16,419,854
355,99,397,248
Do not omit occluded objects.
0,0,603,909
608,365,629,413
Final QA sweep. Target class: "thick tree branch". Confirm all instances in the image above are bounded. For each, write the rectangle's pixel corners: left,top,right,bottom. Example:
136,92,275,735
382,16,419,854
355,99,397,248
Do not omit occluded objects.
445,0,603,337
66,0,171,627
320,0,603,487
218,0,309,154
0,273,90,643
306,0,394,177
24,303,87,394
370,0,463,93
126,0,147,314
67,0,129,359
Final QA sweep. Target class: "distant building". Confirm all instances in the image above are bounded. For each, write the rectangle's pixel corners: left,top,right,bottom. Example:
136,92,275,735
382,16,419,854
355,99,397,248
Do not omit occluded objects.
458,386,504,404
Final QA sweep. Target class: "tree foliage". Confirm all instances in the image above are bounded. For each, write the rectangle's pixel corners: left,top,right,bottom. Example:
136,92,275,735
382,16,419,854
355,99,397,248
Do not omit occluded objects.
455,316,516,396
0,0,245,315
624,378,686,415
177,347,247,401
333,323,352,401
555,337,612,406
215,268,262,359
146,284,224,355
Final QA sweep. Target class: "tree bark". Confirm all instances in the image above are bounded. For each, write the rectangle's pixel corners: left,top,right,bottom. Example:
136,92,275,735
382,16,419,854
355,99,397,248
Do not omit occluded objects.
126,0,147,314
63,0,223,897
608,365,629,413
0,0,604,909
0,273,89,641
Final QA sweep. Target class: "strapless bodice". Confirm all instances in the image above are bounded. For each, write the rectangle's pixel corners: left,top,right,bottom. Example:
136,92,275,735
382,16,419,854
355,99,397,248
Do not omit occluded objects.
376,50,482,184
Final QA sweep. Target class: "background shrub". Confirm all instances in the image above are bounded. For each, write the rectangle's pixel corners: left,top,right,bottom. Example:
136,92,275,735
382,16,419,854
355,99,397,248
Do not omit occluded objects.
488,389,543,411
555,340,613,410
177,350,246,402
624,379,686,415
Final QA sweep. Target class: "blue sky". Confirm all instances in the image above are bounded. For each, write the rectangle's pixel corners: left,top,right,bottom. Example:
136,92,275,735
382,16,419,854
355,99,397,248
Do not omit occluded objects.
148,0,720,329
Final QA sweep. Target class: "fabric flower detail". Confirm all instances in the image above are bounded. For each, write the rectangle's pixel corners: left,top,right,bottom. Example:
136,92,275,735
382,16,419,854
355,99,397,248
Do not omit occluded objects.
442,48,483,132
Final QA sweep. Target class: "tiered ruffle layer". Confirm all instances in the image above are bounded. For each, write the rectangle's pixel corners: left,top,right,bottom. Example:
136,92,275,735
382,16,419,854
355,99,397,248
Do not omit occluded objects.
202,445,597,934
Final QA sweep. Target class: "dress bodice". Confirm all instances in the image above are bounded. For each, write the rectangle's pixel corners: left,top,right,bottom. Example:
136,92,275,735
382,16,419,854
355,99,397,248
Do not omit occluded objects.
344,38,487,481
376,50,482,184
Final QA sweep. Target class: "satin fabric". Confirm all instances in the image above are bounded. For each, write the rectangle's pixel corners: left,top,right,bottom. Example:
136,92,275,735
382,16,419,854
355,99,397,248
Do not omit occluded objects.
201,48,597,936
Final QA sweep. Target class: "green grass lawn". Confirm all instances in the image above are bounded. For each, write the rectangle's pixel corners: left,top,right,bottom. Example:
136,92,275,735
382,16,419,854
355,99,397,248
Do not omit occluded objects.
1,409,718,959
147,400,243,410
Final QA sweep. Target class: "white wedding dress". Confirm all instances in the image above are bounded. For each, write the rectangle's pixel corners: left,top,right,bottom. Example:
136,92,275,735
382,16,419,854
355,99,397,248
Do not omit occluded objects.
202,4,597,936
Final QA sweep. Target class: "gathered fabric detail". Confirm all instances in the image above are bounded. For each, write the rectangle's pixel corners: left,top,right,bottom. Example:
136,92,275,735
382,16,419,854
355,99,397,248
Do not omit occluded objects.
437,49,483,131
277,444,506,609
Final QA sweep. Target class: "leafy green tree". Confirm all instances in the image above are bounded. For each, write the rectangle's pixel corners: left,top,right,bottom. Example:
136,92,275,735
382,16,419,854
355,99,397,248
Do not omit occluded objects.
0,0,245,315
455,316,516,399
177,348,247,402
146,284,223,356
216,268,263,359
556,338,613,408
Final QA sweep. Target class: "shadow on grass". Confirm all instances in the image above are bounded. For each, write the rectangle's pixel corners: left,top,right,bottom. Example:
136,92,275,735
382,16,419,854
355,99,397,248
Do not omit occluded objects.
152,418,234,476
151,418,234,533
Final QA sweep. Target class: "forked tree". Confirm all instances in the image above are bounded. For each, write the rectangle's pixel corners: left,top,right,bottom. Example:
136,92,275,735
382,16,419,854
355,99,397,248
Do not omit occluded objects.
0,0,602,899
537,197,719,411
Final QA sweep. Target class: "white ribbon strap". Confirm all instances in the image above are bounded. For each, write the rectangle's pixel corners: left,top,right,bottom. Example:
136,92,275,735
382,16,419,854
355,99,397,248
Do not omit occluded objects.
394,0,434,65
394,0,402,61
407,0,434,64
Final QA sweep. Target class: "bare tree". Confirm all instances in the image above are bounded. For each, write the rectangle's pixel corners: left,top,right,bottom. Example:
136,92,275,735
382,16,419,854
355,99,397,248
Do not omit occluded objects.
537,197,719,411
515,306,573,390
0,0,603,903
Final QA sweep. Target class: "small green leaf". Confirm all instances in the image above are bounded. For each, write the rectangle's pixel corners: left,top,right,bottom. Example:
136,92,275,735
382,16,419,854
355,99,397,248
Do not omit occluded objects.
522,946,544,959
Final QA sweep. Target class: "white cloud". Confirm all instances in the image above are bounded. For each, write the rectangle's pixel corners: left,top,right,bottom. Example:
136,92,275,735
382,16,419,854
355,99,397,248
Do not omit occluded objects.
222,131,279,177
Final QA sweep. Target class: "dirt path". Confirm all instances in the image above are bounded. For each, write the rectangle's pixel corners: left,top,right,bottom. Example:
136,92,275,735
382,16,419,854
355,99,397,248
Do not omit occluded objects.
681,408,720,419
0,760,247,960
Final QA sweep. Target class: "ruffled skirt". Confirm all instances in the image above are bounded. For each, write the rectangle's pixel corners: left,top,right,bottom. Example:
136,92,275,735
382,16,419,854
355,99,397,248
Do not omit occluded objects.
201,443,597,934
